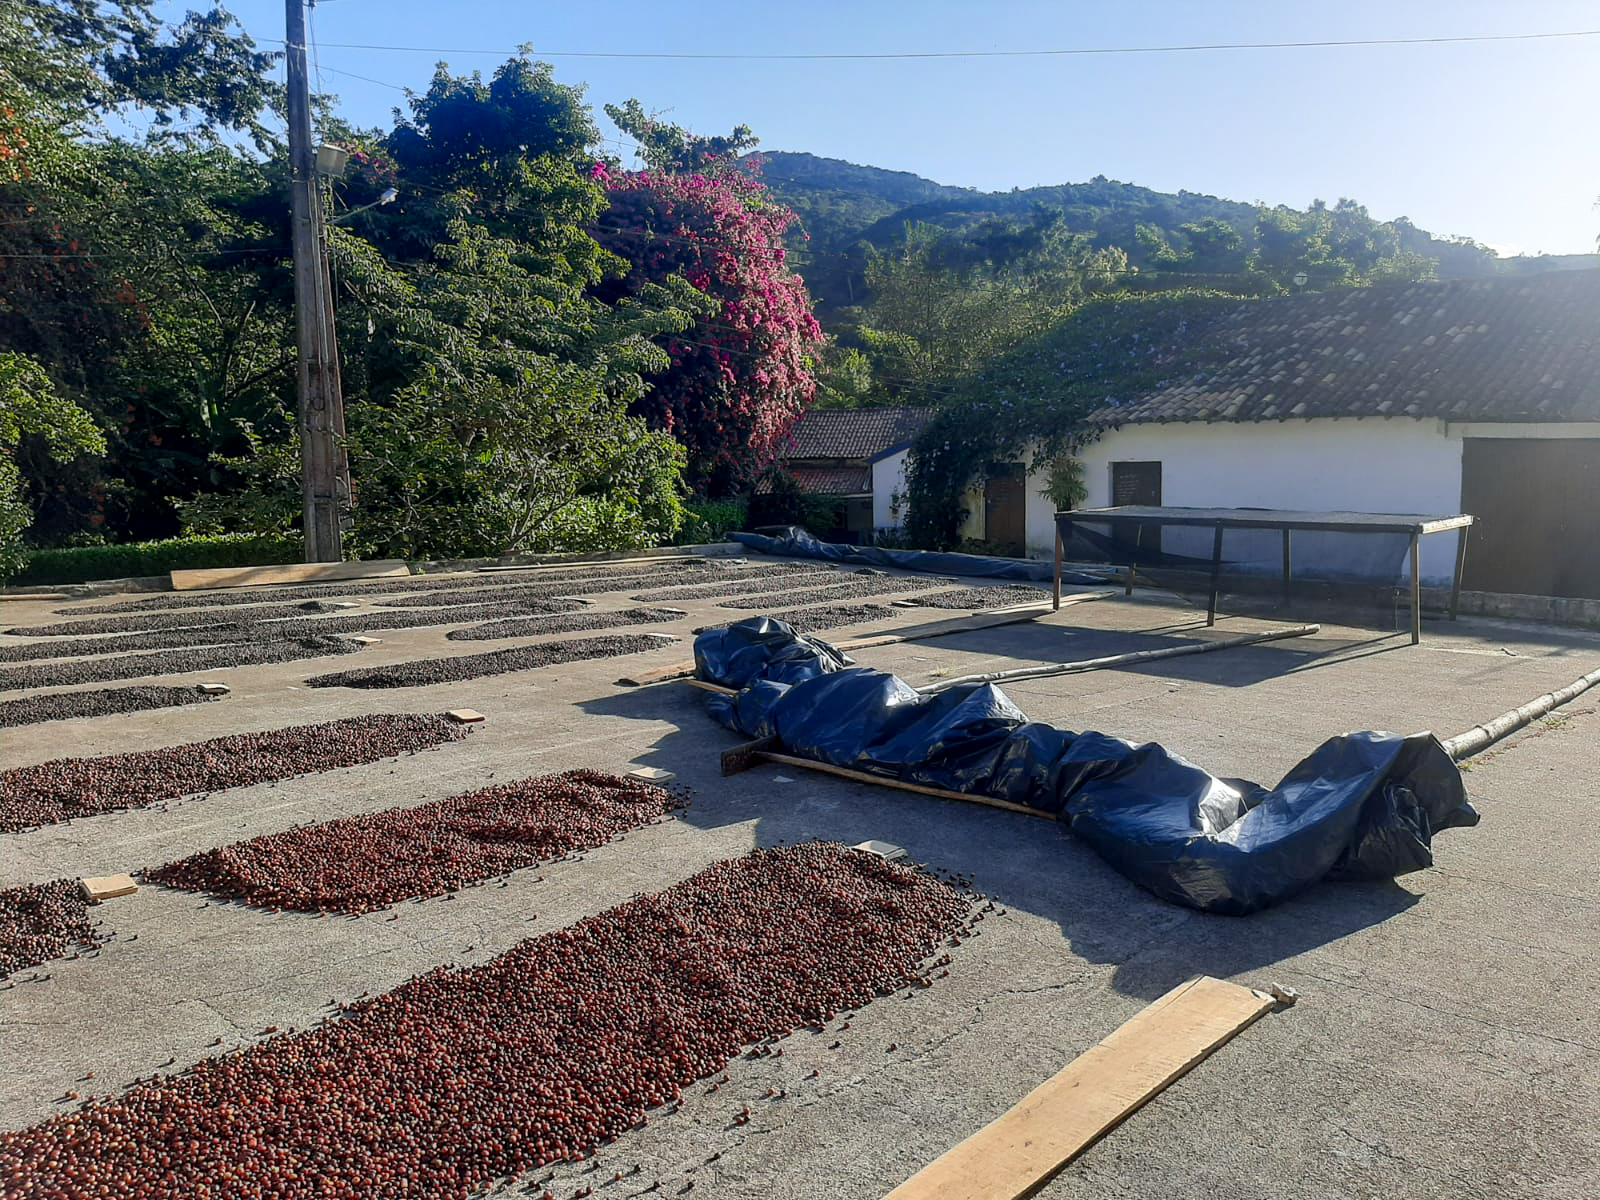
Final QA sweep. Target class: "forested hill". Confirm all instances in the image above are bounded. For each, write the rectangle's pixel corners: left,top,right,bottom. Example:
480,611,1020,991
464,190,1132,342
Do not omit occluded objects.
754,150,1596,312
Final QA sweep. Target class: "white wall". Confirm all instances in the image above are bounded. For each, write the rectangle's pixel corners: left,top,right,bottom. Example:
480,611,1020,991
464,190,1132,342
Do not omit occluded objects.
871,448,911,530
1025,418,1467,582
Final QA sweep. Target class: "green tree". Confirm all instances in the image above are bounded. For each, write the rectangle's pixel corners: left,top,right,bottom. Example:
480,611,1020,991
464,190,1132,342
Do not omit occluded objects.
603,99,758,176
192,58,718,558
811,345,882,409
1176,218,1247,274
1,353,106,574
331,213,709,558
855,221,1127,402
0,2,280,541
1250,200,1435,291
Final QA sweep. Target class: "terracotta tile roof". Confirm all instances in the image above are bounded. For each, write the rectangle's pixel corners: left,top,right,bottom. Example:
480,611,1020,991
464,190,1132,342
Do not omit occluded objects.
755,465,873,497
780,407,932,460
1093,270,1600,425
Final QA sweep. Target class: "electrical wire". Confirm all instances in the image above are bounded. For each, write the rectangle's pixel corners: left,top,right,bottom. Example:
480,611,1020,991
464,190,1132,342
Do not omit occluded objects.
308,1,327,105
289,27,1600,62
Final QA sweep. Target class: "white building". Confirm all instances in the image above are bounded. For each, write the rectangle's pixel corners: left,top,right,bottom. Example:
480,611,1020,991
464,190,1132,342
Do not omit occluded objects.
959,271,1600,598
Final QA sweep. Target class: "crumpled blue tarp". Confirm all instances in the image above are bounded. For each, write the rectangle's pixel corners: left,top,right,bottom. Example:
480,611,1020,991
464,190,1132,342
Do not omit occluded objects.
696,618,1478,916
732,526,1107,583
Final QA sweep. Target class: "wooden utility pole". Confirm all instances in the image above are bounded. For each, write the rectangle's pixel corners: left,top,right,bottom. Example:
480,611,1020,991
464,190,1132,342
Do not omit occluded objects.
285,0,348,561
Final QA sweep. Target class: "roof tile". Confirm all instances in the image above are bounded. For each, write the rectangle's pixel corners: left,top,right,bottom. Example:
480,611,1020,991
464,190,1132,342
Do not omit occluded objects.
779,407,932,460
1092,270,1600,425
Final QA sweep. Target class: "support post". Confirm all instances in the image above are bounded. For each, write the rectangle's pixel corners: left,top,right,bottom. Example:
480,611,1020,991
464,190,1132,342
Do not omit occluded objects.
1281,528,1292,610
286,0,348,563
1409,532,1422,644
1449,527,1469,620
1053,520,1063,611
1206,522,1225,627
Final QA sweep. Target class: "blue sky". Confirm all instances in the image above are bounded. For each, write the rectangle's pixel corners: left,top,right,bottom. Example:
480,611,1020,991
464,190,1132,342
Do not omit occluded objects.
196,0,1599,255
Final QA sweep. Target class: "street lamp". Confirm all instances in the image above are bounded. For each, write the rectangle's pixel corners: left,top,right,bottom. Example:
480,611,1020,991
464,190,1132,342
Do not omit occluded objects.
331,187,399,225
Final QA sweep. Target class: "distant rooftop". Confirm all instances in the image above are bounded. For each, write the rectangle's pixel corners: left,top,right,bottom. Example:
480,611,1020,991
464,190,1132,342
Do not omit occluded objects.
780,407,933,460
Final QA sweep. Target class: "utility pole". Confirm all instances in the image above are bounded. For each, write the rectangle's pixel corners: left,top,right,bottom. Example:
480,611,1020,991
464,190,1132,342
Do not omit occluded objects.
285,0,348,561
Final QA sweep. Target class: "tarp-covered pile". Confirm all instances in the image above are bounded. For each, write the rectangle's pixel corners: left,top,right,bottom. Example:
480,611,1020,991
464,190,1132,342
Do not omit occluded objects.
695,618,1478,916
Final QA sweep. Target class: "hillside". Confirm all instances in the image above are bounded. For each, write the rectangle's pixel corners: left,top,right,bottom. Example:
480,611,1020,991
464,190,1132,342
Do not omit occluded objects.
754,151,1595,313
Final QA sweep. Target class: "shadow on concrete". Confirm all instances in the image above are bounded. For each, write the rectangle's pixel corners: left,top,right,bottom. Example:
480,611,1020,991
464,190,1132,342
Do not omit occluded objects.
881,617,1401,691
580,682,1422,1002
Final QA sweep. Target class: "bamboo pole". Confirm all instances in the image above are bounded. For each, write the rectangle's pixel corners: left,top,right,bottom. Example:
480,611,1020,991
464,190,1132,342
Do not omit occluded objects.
916,624,1321,695
1441,664,1600,761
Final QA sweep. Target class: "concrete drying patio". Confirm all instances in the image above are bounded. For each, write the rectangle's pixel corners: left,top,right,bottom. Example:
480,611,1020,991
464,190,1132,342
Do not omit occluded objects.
2,559,1597,1199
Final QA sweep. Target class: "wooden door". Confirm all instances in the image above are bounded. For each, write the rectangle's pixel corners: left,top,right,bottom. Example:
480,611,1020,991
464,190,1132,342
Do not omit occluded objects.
1460,438,1600,599
984,462,1027,556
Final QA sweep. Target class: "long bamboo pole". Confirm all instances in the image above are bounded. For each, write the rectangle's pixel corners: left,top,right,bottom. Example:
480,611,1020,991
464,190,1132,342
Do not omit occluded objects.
1440,664,1600,760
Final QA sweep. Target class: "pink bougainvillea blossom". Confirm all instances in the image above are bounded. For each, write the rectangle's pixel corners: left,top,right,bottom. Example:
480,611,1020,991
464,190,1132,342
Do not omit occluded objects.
590,166,823,486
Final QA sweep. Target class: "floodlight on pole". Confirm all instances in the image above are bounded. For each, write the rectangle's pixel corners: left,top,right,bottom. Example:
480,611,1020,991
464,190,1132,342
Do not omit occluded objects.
315,143,350,177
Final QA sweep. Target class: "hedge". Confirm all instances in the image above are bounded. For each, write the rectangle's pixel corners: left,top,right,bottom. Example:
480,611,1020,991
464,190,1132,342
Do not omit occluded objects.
678,497,748,544
12,533,304,586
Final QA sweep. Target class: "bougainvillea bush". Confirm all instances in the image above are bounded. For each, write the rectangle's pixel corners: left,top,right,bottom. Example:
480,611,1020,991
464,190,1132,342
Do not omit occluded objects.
591,164,824,491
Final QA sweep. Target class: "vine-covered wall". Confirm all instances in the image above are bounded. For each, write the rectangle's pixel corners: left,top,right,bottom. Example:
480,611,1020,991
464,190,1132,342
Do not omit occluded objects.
903,289,1248,549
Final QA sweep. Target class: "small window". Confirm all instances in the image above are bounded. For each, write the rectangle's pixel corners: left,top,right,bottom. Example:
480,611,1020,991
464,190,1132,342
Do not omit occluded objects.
1111,461,1162,507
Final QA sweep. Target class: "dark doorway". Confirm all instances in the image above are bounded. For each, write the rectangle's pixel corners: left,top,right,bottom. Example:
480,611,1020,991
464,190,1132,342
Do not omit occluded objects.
983,462,1027,556
1460,438,1600,599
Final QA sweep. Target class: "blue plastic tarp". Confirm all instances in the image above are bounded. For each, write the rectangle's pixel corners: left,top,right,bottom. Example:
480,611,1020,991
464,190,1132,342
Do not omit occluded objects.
696,618,1477,915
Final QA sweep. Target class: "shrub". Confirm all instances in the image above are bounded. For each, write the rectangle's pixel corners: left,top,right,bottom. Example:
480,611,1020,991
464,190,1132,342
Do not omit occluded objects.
13,532,303,585
678,497,748,544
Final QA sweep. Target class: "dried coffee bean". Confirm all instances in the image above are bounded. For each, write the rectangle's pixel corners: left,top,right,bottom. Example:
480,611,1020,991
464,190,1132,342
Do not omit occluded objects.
0,844,970,1199
305,635,674,690
0,713,467,832
150,770,685,913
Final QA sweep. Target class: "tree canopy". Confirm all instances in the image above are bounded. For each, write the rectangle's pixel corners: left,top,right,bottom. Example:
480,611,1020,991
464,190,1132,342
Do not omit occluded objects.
0,16,824,566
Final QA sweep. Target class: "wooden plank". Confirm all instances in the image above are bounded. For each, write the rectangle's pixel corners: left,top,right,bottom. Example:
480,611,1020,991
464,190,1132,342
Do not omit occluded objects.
616,603,1070,688
884,977,1279,1200
624,766,676,785
170,559,410,591
477,553,702,574
720,734,781,776
753,751,1048,820
852,839,907,861
80,874,139,903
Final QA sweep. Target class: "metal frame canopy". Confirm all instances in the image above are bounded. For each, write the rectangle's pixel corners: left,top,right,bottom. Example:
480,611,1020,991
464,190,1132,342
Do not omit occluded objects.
1052,506,1475,644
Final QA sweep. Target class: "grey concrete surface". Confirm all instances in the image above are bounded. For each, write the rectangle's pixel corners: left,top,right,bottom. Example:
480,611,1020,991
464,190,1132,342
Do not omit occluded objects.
2,563,1597,1199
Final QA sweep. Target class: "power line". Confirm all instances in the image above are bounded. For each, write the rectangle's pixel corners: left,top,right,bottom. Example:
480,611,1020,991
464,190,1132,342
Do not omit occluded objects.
316,63,408,92
307,1,327,103
289,27,1600,62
